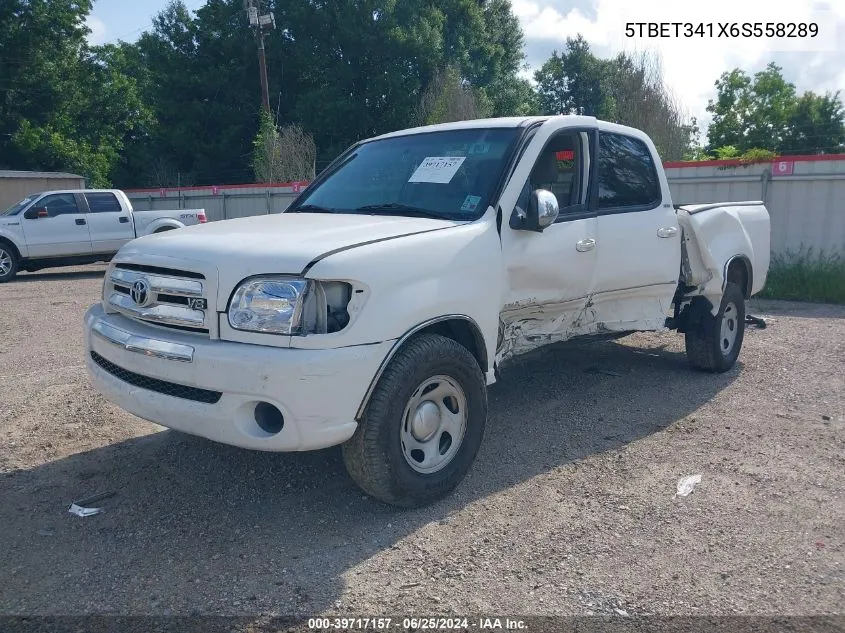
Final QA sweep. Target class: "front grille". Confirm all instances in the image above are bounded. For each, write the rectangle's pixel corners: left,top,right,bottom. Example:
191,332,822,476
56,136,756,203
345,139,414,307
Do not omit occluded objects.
114,263,205,279
91,351,222,404
112,284,191,307
108,265,210,334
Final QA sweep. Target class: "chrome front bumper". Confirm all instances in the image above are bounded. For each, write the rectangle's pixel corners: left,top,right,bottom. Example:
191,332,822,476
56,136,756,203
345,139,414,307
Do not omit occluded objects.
84,304,393,452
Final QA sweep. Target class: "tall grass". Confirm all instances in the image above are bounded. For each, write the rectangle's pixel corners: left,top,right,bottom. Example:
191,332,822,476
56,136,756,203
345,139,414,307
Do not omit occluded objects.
758,247,845,304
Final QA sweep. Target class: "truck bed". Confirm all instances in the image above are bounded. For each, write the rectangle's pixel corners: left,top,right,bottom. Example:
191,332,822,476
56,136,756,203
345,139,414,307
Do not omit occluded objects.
676,200,771,305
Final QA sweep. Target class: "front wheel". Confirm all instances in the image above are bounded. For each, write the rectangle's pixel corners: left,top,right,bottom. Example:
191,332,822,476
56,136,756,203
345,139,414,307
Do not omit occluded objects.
0,244,19,283
685,281,746,373
342,333,487,508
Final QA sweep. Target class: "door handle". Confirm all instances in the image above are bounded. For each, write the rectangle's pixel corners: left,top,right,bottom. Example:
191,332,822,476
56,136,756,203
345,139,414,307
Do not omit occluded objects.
75,218,87,226
576,238,596,252
657,226,678,238
119,216,129,223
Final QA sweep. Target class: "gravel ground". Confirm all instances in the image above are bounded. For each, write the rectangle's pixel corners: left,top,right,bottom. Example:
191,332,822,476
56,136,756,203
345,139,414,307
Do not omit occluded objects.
0,265,843,619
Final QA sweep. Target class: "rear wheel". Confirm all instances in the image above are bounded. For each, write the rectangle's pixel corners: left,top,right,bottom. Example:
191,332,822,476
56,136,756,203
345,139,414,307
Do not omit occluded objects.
685,281,746,372
0,244,18,283
342,334,487,507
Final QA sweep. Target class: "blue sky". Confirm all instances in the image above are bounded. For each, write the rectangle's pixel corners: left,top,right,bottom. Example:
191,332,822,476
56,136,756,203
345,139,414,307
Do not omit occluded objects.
87,0,845,129
87,0,206,45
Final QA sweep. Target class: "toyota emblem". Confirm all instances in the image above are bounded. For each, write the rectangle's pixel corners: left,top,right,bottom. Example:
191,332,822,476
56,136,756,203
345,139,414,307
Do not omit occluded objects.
130,279,151,307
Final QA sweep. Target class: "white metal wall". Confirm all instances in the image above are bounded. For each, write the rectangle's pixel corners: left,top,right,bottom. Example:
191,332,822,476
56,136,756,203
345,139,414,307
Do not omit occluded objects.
665,158,845,254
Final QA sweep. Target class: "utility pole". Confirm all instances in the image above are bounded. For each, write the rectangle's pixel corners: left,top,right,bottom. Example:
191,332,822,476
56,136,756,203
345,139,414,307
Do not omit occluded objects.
245,0,275,114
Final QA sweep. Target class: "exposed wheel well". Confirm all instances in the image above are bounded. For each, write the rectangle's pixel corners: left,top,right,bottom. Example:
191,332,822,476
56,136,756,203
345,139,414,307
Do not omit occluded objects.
412,318,488,372
726,256,752,299
0,237,21,260
154,226,176,233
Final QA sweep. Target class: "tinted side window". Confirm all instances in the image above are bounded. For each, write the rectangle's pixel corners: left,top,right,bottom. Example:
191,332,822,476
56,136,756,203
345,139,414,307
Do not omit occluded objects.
528,133,582,210
39,194,80,216
85,192,122,213
517,132,585,217
597,133,661,210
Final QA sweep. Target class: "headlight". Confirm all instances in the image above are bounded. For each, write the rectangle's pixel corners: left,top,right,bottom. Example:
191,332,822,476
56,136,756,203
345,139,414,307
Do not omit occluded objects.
228,277,310,335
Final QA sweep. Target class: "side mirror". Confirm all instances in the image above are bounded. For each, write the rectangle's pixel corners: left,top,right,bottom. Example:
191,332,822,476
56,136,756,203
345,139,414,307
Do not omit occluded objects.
24,207,49,219
511,189,559,232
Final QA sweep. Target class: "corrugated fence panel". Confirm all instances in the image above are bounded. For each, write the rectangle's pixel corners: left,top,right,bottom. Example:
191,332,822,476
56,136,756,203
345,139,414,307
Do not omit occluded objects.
126,185,299,222
666,158,845,254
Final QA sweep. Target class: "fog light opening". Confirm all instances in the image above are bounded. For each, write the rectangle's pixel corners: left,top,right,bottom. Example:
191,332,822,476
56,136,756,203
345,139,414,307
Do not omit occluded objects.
254,402,285,435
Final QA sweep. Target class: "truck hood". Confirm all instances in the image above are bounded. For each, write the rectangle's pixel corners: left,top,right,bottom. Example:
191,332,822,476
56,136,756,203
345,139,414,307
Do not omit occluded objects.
115,212,461,306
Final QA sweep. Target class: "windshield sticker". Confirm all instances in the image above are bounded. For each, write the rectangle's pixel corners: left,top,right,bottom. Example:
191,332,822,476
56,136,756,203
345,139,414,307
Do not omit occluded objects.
408,156,466,184
460,195,482,212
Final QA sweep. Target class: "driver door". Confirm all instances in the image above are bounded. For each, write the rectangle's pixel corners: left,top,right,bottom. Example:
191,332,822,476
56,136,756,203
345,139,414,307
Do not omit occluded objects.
21,193,93,258
497,123,599,362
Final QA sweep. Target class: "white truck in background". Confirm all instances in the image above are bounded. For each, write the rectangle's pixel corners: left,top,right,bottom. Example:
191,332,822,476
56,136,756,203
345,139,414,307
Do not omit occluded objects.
83,116,770,507
0,189,206,282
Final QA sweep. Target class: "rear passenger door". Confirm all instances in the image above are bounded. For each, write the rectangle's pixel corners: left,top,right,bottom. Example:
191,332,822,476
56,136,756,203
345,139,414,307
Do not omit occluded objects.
83,192,136,254
590,130,681,331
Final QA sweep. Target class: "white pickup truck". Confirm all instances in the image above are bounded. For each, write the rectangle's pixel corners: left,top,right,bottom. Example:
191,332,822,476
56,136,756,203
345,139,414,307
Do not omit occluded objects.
0,189,206,282
83,116,770,507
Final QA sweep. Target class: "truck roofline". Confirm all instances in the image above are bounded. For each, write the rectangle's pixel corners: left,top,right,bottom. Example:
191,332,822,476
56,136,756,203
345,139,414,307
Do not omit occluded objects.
25,189,125,196
365,116,656,146
369,115,607,142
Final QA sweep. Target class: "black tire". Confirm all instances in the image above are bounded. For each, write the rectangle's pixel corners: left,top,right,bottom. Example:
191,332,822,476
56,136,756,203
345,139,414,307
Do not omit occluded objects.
0,243,19,283
342,333,487,508
685,281,746,373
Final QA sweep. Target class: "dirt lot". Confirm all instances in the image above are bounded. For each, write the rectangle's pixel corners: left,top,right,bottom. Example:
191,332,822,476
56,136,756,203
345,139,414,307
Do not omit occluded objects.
0,265,843,618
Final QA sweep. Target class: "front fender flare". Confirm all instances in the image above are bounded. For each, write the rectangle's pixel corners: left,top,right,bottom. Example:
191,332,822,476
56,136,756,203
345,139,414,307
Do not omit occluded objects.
354,314,487,421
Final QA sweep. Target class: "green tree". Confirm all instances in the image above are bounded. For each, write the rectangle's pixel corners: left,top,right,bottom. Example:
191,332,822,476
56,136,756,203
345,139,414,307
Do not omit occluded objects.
112,0,265,187
706,62,845,155
782,91,845,154
252,111,315,182
416,66,492,125
534,35,612,116
0,0,147,185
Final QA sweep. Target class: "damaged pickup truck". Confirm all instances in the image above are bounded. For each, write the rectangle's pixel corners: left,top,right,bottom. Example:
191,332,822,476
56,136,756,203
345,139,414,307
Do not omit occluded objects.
83,116,770,507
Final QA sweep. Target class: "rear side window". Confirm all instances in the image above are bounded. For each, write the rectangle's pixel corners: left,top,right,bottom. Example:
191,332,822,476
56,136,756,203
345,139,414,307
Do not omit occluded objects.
597,133,661,210
85,192,122,213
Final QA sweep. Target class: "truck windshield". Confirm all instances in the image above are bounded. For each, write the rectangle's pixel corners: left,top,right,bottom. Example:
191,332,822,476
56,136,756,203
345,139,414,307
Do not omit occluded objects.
1,196,35,216
288,128,520,221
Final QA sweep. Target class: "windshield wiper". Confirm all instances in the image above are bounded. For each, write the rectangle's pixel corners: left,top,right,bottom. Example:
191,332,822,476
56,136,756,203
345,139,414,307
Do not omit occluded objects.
288,204,337,214
355,203,451,220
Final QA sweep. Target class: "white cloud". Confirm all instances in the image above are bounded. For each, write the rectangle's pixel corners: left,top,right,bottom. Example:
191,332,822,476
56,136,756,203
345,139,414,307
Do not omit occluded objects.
513,0,845,131
85,16,108,45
